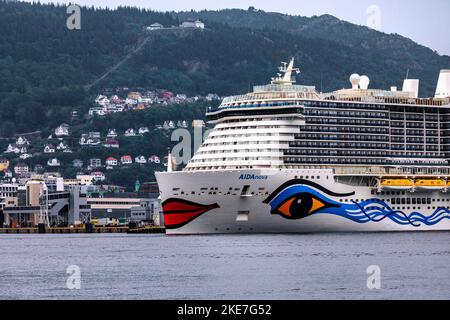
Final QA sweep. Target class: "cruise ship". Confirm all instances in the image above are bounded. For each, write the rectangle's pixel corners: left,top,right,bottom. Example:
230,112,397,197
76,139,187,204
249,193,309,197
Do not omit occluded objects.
156,59,450,234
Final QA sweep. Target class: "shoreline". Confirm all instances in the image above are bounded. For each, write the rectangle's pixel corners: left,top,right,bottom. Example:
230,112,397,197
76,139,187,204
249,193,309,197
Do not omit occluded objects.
0,226,165,234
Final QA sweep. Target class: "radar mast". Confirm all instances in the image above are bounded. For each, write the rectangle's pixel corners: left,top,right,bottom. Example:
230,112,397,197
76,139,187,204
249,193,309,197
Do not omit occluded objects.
271,57,300,85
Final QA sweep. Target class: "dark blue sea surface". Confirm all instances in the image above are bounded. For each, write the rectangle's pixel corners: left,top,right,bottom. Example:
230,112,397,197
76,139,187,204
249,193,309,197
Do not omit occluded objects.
0,232,449,299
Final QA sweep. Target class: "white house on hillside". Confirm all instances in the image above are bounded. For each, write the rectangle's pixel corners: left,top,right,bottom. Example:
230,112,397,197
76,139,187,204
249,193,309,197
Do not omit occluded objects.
14,163,29,175
56,141,69,151
146,22,163,31
180,19,205,29
121,155,132,165
89,132,101,139
20,153,32,160
106,157,118,166
107,129,118,138
124,128,137,137
104,138,120,148
91,171,106,181
4,144,15,153
163,120,176,130
47,158,61,167
148,155,161,164
192,119,205,128
135,156,147,164
44,144,56,153
16,136,29,146
177,120,188,128
95,95,110,107
89,158,102,168
80,134,101,146
55,123,70,136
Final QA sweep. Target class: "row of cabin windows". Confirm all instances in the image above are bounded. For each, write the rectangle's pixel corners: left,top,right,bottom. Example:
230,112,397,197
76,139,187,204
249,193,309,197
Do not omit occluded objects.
391,206,447,210
302,125,389,134
307,118,387,126
391,129,439,135
390,129,441,136
303,102,387,111
290,141,387,149
391,137,439,143
285,150,387,157
293,175,329,180
296,133,389,142
390,121,440,128
284,157,385,164
339,198,446,205
220,117,299,124
304,110,388,119
390,113,440,121
391,145,440,151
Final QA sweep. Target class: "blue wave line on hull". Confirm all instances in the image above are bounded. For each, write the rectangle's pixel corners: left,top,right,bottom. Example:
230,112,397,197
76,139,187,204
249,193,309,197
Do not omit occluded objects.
326,199,450,227
265,184,450,227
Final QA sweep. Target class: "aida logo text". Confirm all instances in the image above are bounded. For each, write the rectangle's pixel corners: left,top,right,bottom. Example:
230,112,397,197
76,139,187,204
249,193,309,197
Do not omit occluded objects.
239,174,268,180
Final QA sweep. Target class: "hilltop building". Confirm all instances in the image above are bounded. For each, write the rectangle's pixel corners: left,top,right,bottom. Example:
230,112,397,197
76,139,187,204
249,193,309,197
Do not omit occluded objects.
180,19,205,29
146,23,163,31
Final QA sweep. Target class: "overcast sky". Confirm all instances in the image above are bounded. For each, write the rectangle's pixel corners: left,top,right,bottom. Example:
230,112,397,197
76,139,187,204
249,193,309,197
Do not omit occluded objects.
28,0,450,56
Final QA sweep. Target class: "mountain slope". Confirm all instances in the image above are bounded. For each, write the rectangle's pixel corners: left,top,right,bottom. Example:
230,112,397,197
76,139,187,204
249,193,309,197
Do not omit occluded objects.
179,8,450,86
178,8,447,59
0,2,449,136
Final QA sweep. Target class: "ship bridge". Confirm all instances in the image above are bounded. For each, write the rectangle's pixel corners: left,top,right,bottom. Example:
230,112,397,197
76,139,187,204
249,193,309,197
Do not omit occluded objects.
187,58,308,171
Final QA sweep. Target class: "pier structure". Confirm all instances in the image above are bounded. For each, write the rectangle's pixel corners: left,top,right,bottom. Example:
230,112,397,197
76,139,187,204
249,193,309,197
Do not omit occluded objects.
2,178,91,228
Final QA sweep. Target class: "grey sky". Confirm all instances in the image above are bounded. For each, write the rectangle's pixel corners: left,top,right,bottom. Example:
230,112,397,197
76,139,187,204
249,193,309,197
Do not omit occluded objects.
30,0,450,56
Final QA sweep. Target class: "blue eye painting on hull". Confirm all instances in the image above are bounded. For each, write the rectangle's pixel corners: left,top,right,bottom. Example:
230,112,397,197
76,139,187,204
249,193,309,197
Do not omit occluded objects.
264,180,450,227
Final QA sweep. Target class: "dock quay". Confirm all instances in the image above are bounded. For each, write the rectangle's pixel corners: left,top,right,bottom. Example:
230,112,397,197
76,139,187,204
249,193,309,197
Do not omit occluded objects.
127,226,166,234
0,226,165,234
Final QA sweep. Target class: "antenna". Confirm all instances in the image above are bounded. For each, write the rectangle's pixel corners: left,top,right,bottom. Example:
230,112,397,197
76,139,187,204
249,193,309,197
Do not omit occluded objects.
271,57,300,85
320,71,323,93
405,69,410,80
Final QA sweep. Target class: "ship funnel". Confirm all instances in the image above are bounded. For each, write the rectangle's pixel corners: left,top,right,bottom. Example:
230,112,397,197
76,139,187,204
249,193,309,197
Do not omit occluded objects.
402,79,419,98
435,69,450,98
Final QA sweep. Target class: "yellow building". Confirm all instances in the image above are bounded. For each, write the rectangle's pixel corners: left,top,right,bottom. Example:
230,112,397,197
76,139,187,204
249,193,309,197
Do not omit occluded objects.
0,159,10,171
128,92,142,100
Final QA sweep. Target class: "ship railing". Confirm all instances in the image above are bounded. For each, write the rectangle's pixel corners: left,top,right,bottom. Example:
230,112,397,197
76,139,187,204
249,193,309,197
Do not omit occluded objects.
206,101,306,114
253,84,317,93
220,91,321,105
323,92,450,107
333,166,450,176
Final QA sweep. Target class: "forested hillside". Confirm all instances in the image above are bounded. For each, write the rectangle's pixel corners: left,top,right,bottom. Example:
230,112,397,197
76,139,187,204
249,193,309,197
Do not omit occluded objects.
1,2,449,136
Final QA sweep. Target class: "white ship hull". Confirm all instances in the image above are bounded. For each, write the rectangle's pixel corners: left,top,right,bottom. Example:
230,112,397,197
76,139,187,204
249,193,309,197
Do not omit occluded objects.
156,169,450,235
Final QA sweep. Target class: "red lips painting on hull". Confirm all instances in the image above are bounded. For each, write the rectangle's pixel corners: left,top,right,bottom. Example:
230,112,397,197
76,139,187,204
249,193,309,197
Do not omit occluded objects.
162,198,220,229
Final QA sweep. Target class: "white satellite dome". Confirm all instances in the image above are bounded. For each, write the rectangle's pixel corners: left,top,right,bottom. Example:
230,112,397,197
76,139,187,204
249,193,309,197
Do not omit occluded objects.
350,74,360,89
359,75,370,90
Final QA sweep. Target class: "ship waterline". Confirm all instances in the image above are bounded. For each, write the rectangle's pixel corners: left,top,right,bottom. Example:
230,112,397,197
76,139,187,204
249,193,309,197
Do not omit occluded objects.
156,58,450,234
